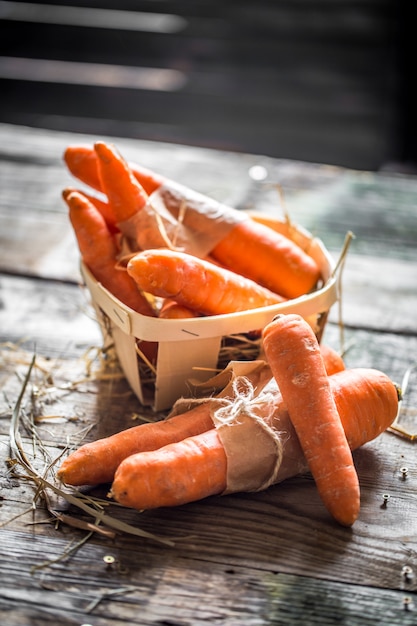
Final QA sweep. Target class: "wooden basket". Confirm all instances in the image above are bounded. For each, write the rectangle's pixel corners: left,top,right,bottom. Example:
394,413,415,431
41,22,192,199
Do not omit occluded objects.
81,218,338,411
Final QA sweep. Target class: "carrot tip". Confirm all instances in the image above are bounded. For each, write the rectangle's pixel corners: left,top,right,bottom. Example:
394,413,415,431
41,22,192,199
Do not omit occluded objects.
94,141,116,163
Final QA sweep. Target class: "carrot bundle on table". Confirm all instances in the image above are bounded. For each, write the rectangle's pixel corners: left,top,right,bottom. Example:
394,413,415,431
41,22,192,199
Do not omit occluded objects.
109,367,399,516
63,141,322,300
58,362,399,526
58,344,345,487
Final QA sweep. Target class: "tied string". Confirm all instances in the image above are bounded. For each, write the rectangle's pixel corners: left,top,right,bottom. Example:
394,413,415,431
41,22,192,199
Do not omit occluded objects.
168,393,232,419
210,377,285,494
114,181,248,264
116,197,188,259
211,376,276,426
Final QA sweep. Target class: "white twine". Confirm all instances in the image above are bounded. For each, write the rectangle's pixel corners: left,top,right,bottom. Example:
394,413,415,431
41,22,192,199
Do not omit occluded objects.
169,374,286,494
212,376,276,427
211,377,285,494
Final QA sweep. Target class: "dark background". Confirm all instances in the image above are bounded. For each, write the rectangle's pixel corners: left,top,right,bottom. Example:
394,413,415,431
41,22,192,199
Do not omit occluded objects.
0,0,415,172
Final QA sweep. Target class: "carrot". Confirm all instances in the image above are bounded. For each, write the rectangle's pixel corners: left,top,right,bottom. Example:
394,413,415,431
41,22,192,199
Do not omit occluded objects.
58,402,214,486
112,429,227,509
64,144,320,299
59,362,272,487
131,165,321,298
110,367,399,512
63,143,164,195
249,212,291,236
58,344,343,487
62,186,118,234
127,249,285,316
262,313,359,526
210,219,319,299
320,344,345,376
94,141,149,224
122,161,163,195
94,141,185,250
63,144,102,191
64,190,156,319
326,368,400,451
159,299,199,319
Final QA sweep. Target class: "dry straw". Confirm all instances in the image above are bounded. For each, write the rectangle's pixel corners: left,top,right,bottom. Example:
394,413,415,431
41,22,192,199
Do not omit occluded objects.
5,353,175,556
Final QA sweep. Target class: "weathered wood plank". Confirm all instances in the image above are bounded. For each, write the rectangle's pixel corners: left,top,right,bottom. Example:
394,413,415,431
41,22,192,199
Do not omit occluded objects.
1,460,417,626
0,274,101,356
330,254,417,335
0,529,416,626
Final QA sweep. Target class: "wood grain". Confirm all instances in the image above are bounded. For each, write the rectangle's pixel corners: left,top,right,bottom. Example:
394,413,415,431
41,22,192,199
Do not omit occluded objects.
0,123,416,625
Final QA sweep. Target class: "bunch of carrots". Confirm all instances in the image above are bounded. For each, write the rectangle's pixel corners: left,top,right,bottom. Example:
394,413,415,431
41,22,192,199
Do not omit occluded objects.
63,141,324,340
61,142,400,525
58,311,400,526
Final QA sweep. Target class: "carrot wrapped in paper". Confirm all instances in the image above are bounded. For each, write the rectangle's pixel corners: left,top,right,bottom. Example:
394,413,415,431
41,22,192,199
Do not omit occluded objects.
58,348,344,488
109,368,399,513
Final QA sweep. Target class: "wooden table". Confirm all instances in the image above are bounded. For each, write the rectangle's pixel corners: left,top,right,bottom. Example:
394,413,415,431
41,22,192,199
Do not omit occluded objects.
1,123,416,625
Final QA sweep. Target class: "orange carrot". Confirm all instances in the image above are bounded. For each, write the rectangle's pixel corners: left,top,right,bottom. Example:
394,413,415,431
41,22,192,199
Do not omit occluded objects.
159,299,199,319
210,219,320,299
262,313,359,526
63,144,102,191
58,344,345,487
127,249,285,316
111,429,227,509
124,161,163,195
249,212,291,236
320,344,345,376
94,141,149,224
131,164,321,298
64,190,156,319
110,367,399,511
64,144,320,299
62,186,118,234
63,144,164,194
327,368,400,451
58,403,214,486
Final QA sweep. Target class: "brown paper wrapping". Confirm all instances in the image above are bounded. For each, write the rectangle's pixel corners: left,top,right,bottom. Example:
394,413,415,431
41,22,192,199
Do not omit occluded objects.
116,180,248,259
170,360,285,495
168,360,272,417
212,379,284,494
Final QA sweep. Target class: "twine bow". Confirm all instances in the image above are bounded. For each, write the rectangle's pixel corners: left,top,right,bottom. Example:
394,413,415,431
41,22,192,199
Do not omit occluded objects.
211,377,285,494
